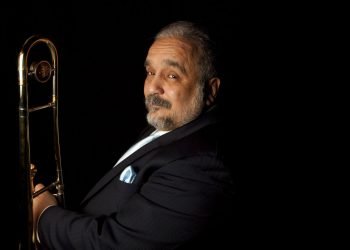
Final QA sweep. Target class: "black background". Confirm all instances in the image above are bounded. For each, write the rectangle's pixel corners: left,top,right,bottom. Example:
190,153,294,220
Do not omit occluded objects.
1,3,240,203
0,3,279,249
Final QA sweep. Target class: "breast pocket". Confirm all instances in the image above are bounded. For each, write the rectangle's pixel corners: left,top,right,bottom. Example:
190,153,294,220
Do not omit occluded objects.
119,165,137,184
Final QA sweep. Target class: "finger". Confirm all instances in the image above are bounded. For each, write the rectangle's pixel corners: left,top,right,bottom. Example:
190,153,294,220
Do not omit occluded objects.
34,183,45,192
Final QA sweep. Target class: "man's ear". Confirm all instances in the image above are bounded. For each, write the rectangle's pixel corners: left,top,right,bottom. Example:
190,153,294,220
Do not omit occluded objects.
205,77,221,106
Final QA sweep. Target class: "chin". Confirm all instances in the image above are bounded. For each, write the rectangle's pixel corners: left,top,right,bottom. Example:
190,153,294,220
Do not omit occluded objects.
147,113,176,131
146,112,158,125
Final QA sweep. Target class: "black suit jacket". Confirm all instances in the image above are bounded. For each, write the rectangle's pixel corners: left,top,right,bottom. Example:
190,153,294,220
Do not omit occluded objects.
38,106,236,249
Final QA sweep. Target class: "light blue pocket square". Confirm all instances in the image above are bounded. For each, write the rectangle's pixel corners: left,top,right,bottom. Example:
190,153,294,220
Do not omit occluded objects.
119,166,137,184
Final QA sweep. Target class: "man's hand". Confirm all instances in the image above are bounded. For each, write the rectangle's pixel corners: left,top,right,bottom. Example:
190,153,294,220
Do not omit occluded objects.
33,184,58,239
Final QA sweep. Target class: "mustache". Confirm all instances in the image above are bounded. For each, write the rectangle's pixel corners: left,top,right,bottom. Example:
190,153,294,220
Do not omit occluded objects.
145,94,172,109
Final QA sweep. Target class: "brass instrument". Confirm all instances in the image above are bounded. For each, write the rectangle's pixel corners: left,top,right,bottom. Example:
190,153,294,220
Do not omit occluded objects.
17,36,65,249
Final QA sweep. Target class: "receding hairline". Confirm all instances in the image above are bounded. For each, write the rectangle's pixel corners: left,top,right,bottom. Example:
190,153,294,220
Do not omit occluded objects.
153,21,218,82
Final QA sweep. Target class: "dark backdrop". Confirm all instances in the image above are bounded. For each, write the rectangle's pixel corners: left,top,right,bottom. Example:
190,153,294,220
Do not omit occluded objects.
1,3,246,248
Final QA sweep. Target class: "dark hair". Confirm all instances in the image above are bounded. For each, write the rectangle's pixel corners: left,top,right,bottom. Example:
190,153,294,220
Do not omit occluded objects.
155,21,217,87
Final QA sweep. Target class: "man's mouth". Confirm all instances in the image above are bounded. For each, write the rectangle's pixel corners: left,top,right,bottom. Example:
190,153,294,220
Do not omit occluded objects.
145,94,172,111
148,105,162,112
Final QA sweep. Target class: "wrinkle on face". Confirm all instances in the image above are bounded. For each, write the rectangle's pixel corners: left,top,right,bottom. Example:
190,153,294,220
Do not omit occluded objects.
144,38,204,131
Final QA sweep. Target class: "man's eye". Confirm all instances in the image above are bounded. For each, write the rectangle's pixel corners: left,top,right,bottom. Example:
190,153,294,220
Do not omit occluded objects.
146,71,155,76
168,74,177,79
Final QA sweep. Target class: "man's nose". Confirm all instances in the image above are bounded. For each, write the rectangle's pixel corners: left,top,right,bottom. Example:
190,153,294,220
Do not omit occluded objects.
145,75,164,95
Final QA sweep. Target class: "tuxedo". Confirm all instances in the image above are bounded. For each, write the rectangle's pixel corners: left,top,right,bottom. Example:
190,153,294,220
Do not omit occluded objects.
38,106,236,249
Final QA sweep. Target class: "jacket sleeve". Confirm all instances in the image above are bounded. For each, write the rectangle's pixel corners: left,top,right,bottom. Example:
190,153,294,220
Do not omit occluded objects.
38,155,234,250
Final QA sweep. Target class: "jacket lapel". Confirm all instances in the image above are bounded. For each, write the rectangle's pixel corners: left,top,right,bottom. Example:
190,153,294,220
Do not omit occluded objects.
80,107,219,205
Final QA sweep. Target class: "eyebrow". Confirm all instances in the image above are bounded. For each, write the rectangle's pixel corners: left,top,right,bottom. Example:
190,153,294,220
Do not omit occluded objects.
164,59,187,75
144,59,187,75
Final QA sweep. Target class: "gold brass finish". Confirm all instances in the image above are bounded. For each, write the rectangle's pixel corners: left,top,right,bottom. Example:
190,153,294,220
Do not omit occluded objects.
17,36,65,250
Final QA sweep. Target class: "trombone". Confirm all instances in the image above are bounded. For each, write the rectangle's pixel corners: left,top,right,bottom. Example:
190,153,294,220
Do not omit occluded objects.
17,36,65,249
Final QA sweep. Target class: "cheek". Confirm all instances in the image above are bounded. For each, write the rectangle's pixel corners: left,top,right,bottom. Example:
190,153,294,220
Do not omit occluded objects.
167,88,177,97
171,87,195,103
166,89,182,105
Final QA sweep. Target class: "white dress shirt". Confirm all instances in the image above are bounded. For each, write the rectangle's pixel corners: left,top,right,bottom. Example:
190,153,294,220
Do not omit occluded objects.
114,130,169,167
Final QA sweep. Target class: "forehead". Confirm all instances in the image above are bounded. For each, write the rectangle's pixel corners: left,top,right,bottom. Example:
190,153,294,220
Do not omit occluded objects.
146,38,196,65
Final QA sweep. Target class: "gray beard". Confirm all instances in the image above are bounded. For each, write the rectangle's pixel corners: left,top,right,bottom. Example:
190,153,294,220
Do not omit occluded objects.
146,87,204,131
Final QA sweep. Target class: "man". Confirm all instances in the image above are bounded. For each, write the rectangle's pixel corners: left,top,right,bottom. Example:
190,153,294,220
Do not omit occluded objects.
33,20,235,249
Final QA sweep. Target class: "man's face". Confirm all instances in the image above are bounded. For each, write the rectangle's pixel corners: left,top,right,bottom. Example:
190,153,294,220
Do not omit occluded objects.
144,37,204,131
